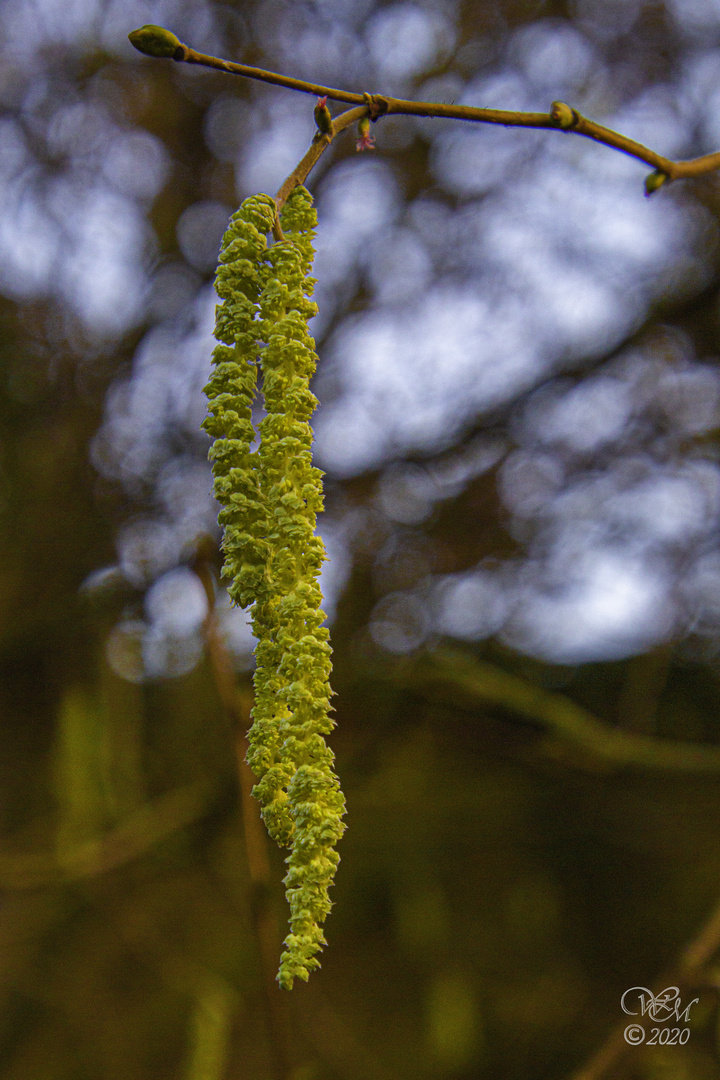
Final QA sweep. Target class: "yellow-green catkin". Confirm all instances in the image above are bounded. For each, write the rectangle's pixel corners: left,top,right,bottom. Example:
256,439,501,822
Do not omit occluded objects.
204,187,345,990
202,193,275,610
203,192,294,843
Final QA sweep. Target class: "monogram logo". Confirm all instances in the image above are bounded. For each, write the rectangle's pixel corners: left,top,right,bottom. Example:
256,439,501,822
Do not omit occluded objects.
621,986,698,1024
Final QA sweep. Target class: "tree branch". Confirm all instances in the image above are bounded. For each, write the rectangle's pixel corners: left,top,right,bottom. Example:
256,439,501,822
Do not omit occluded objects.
129,24,720,193
401,648,720,773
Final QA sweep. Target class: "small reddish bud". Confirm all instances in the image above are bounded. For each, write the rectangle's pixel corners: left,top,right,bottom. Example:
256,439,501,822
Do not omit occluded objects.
356,115,375,152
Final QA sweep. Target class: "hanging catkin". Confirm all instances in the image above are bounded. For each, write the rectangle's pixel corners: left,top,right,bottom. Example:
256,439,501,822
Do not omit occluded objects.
204,186,345,989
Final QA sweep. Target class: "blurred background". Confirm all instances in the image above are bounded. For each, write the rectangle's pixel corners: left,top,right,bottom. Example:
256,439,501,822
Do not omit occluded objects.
4,0,720,1076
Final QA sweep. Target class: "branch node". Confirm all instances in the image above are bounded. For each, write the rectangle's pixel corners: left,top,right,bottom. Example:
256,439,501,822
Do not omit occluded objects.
363,92,389,121
549,100,579,130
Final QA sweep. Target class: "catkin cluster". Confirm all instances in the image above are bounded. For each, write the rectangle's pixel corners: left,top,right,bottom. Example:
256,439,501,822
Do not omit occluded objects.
203,187,345,990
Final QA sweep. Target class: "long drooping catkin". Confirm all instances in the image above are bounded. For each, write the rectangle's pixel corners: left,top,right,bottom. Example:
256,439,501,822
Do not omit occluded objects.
204,186,345,989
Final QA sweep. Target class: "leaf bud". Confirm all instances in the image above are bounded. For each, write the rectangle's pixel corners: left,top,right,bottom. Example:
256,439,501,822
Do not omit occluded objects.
128,25,184,59
550,101,577,130
644,170,668,196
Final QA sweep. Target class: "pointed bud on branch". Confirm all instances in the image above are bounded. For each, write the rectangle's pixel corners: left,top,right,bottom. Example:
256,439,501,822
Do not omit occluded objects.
645,169,669,196
128,24,185,59
313,96,333,135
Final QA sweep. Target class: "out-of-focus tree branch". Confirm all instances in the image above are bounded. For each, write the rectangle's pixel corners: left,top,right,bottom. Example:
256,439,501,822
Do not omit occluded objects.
401,647,720,773
0,779,213,888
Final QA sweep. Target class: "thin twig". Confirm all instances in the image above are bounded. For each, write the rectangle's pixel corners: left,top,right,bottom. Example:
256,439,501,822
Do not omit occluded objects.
129,26,720,190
